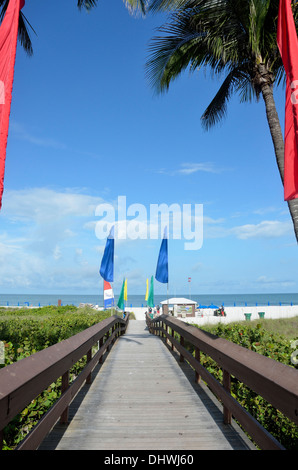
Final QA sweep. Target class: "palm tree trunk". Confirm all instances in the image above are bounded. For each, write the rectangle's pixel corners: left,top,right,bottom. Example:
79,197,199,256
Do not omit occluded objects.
259,63,298,243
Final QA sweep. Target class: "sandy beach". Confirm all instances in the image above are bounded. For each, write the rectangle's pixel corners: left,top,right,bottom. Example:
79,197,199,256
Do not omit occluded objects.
128,304,298,324
1,301,298,326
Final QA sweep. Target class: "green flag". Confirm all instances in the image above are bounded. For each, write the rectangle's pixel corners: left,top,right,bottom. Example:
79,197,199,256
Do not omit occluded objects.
147,275,154,308
117,278,125,310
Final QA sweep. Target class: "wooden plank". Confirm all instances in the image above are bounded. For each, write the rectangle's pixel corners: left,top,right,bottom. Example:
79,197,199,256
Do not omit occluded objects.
39,321,255,451
158,315,298,425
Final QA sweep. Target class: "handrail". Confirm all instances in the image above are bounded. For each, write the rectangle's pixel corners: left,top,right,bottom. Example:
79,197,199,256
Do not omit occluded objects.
146,313,298,450
0,314,129,450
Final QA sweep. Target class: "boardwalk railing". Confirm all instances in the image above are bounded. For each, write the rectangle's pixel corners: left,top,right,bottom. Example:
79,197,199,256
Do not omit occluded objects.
146,313,298,450
0,314,129,450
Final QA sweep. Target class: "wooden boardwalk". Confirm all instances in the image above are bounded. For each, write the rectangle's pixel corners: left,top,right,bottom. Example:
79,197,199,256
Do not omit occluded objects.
39,320,255,450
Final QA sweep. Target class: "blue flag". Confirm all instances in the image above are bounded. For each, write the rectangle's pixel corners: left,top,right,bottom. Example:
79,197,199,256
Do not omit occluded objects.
155,227,168,284
100,226,114,282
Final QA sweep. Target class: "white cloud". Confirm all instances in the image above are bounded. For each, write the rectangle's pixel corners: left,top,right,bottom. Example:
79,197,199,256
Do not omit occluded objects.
177,162,223,175
155,162,224,176
256,275,295,289
253,206,280,215
53,245,62,260
0,187,107,291
10,121,67,151
231,220,292,239
10,121,102,160
189,214,293,241
2,187,102,223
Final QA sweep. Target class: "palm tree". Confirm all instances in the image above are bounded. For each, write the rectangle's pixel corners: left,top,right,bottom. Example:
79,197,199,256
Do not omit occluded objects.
145,0,298,242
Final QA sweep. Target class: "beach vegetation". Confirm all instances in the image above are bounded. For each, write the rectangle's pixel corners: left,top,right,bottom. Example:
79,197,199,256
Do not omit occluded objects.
247,315,298,340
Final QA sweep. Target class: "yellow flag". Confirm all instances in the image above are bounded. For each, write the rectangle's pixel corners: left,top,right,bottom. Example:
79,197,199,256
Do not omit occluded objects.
145,278,148,301
124,278,127,301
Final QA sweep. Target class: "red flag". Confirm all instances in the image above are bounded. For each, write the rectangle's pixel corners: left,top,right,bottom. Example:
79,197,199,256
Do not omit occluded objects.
277,0,298,201
0,0,24,210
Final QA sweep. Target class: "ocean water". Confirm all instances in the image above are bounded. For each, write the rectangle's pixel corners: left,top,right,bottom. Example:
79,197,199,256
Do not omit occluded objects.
1,293,298,308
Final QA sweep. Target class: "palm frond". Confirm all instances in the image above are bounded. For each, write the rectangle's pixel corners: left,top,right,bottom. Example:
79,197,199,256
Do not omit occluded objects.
77,0,147,14
146,26,204,92
76,0,98,10
123,0,148,15
249,0,271,59
18,12,36,56
146,3,218,92
148,0,191,12
0,0,8,22
200,68,246,130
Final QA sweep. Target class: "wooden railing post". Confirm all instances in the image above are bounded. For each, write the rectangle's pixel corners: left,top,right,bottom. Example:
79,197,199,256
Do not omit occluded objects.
60,370,70,424
98,337,103,364
180,335,184,363
166,325,170,346
223,369,232,424
106,330,111,351
195,347,201,383
86,348,92,384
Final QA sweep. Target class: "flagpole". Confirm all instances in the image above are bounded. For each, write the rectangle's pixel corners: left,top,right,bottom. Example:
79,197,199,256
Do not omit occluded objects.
155,226,169,314
167,282,169,314
167,231,169,313
111,282,114,316
167,227,169,312
99,225,115,316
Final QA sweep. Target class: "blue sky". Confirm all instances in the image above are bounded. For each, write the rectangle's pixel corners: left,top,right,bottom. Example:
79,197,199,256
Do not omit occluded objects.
0,0,297,297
